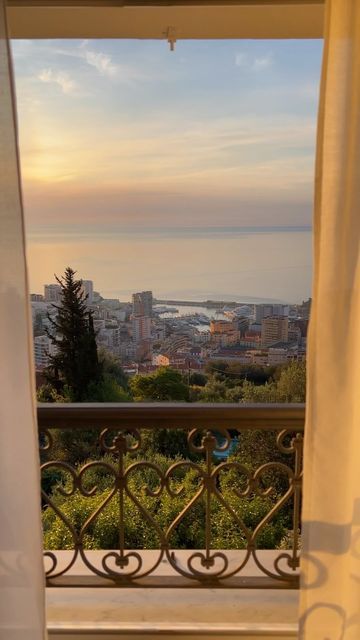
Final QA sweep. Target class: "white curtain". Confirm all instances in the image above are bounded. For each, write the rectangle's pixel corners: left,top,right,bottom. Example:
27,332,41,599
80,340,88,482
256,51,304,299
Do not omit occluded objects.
300,0,360,638
0,2,46,639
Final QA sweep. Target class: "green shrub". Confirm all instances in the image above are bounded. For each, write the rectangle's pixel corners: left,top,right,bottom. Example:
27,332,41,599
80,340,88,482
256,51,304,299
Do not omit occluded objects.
42,453,287,551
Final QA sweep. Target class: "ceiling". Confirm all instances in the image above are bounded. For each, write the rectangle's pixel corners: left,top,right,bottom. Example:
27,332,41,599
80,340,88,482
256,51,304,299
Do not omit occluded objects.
7,2,324,39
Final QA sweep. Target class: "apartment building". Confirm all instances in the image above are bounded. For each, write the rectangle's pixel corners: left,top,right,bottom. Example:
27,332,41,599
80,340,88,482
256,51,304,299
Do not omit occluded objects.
255,304,289,324
34,335,57,370
44,284,61,303
261,316,289,347
132,291,153,317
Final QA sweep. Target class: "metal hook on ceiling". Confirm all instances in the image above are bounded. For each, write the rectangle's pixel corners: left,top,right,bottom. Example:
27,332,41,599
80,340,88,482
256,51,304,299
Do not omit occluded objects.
165,26,177,52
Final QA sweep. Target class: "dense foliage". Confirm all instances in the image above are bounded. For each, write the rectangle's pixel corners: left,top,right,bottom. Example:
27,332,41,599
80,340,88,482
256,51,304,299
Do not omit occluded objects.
240,361,306,403
190,360,306,404
42,452,290,551
130,367,189,401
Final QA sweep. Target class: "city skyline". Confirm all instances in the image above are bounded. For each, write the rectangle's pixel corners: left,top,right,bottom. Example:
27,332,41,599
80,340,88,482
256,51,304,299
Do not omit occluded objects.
32,277,309,373
33,272,309,306
12,38,322,301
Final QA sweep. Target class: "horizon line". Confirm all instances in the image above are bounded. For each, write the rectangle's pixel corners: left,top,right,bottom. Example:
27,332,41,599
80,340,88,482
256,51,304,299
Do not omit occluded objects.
27,224,312,240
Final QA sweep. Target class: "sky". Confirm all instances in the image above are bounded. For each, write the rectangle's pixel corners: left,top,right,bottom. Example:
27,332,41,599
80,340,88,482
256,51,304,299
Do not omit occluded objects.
11,38,323,302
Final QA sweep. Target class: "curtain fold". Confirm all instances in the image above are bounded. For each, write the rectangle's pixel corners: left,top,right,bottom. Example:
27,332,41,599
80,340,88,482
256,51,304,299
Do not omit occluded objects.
0,2,46,639
300,0,360,637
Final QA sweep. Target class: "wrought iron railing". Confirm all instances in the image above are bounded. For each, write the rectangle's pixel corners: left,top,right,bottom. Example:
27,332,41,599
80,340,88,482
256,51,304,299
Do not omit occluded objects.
38,403,304,589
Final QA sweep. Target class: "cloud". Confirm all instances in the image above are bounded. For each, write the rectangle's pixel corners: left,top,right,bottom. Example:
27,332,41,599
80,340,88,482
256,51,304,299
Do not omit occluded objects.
14,40,149,88
54,41,145,83
82,50,117,77
78,43,148,84
47,41,118,78
235,53,248,68
38,68,76,94
235,51,274,71
253,54,273,70
19,108,316,198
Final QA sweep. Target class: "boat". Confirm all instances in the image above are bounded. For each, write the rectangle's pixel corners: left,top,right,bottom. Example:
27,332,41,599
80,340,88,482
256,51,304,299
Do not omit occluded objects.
154,306,179,314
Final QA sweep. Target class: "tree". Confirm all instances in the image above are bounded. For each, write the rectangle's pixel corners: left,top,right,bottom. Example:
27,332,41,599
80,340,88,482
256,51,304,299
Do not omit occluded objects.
199,378,230,402
240,361,306,404
98,348,129,390
84,378,131,402
275,360,306,403
130,367,189,402
205,361,275,387
189,371,207,387
129,368,190,457
45,267,102,401
205,360,229,378
241,380,277,403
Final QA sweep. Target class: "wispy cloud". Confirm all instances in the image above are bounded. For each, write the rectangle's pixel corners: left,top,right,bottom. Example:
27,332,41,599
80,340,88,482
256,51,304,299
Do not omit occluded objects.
235,53,247,68
82,49,117,77
51,41,148,84
253,54,273,70
235,51,274,71
19,108,316,195
79,42,149,84
52,41,118,78
38,68,76,94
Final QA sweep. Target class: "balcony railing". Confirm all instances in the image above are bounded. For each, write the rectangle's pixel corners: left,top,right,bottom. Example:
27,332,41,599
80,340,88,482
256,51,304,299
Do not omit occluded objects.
38,403,304,589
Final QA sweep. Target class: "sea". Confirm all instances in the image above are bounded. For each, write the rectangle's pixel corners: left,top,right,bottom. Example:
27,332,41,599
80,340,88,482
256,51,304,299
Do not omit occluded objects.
28,226,312,305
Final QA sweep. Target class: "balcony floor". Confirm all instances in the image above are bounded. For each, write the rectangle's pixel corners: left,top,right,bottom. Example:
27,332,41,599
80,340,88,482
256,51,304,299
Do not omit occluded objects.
46,551,299,639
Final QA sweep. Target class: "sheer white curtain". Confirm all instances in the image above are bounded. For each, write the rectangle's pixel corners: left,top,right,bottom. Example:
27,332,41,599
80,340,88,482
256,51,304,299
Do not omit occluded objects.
0,2,46,639
300,0,360,637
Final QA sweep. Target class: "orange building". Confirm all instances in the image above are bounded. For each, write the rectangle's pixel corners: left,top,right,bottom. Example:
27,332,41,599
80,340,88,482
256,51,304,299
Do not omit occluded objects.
210,319,237,335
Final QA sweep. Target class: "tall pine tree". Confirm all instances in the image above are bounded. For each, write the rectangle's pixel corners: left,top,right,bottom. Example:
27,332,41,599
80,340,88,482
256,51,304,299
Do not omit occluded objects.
45,267,102,400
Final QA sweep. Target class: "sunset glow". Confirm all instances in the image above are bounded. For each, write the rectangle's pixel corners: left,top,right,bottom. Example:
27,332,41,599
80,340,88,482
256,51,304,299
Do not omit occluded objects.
12,38,322,301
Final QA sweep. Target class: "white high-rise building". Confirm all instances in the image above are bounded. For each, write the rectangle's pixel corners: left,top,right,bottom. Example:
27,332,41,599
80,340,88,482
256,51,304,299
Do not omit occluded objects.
34,335,57,369
44,284,61,303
